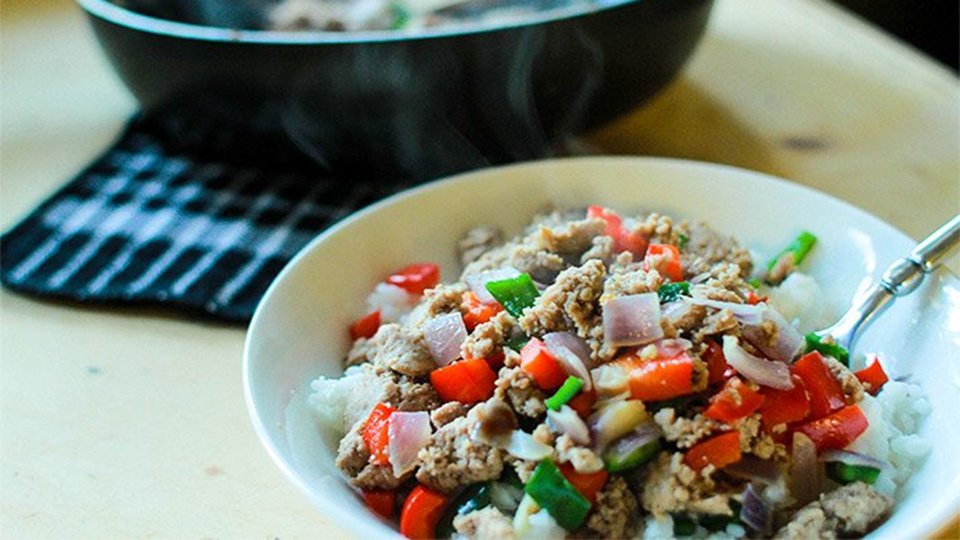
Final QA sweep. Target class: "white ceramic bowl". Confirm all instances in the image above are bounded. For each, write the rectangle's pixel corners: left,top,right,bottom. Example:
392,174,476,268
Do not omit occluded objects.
243,157,960,539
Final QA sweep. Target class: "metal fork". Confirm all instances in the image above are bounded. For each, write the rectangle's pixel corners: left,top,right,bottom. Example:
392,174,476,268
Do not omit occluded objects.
815,213,960,352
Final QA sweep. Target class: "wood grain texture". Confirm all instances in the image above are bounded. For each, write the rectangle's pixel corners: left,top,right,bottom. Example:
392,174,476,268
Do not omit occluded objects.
589,0,959,263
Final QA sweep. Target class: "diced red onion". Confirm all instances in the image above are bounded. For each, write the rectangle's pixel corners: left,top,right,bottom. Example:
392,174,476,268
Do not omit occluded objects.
588,399,647,451
790,432,819,505
662,300,695,325
423,313,467,366
603,293,663,347
546,405,591,445
366,283,417,323
742,307,804,363
740,483,773,535
722,336,794,390
543,331,593,390
591,363,629,397
504,430,553,461
689,272,711,285
819,450,888,471
465,267,521,304
684,297,765,325
652,338,693,358
724,455,783,485
605,421,661,459
388,411,432,477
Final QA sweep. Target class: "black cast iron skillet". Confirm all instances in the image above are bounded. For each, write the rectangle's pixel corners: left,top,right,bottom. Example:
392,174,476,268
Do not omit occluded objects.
78,0,714,181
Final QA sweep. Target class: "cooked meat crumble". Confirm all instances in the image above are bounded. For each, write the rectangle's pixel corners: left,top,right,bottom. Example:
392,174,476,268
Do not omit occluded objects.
307,205,925,539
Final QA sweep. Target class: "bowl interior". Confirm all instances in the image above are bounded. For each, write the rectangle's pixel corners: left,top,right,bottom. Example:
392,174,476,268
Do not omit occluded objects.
244,157,960,539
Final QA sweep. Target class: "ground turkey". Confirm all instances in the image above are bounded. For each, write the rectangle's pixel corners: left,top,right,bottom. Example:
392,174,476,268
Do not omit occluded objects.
680,220,753,278
342,363,440,431
582,476,640,538
640,452,736,517
653,408,725,449
416,413,505,493
336,419,411,490
494,366,546,418
554,433,604,473
774,482,893,539
404,282,469,329
454,507,516,540
369,323,436,377
461,311,519,361
822,354,866,404
519,259,607,359
533,216,606,258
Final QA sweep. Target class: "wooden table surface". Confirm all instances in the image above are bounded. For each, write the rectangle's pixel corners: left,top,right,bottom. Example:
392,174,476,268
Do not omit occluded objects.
1,0,957,537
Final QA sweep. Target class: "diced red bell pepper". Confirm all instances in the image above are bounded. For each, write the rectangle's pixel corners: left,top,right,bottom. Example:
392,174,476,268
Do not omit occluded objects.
759,374,810,430
567,387,597,418
702,339,731,385
704,377,764,423
558,462,608,504
587,205,647,257
791,351,846,419
460,291,504,331
362,489,397,520
386,263,440,295
617,230,649,258
746,290,768,305
430,357,497,405
520,337,568,391
795,405,869,452
587,205,622,238
484,349,506,372
684,431,742,472
643,243,683,282
400,485,451,539
350,310,381,340
854,356,889,395
362,403,397,466
613,352,695,402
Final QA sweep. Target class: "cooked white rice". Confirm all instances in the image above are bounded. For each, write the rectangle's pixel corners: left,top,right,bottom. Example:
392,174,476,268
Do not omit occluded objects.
766,272,832,333
307,365,364,435
847,377,931,498
639,515,746,540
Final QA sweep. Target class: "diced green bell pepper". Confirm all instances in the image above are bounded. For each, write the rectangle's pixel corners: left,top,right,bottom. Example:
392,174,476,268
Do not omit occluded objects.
673,514,697,536
435,483,491,538
804,332,850,367
486,273,540,318
603,437,660,473
505,334,530,352
678,233,690,250
766,231,817,272
657,281,690,303
388,1,410,29
699,500,742,531
545,376,584,411
524,460,591,531
825,461,881,485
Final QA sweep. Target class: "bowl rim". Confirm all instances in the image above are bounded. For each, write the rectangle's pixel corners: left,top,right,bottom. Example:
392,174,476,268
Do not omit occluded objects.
243,156,959,539
75,0,643,45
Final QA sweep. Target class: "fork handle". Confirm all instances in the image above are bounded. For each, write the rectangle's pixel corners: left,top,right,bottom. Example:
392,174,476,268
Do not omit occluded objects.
881,213,960,297
824,213,960,351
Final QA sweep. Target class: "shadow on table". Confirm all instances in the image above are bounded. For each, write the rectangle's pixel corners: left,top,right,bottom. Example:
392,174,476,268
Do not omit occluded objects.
585,77,786,179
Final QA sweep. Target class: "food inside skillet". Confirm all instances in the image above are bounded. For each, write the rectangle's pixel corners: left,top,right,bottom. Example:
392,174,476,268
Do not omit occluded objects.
112,0,613,31
309,206,929,538
268,0,611,32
